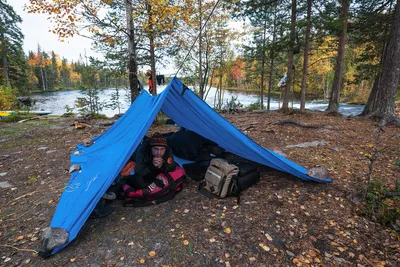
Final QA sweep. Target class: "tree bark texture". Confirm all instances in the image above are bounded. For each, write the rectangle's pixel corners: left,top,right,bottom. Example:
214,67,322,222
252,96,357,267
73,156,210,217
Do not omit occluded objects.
125,0,138,103
326,0,349,113
368,0,400,121
147,2,157,96
1,34,9,87
267,5,277,111
300,0,312,112
260,14,267,110
282,0,296,111
198,0,204,99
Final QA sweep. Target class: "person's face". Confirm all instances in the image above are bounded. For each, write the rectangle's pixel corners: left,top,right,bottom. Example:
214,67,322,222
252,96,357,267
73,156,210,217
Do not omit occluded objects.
151,146,166,158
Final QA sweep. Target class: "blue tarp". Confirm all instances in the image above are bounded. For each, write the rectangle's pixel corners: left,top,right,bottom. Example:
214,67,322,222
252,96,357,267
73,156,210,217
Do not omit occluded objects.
47,77,331,255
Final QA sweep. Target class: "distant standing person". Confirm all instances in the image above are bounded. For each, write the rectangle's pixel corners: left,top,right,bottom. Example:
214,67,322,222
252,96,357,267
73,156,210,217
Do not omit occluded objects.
146,70,153,94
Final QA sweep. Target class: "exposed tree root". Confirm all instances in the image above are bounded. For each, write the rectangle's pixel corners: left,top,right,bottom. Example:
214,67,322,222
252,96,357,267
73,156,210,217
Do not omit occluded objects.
360,112,400,127
265,118,336,129
0,244,38,253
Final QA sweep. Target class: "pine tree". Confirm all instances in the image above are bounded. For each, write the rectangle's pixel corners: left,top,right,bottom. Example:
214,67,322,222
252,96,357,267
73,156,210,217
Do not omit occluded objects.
0,0,28,92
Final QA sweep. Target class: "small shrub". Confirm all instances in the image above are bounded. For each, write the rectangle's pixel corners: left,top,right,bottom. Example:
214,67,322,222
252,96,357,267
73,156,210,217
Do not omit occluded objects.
224,96,243,110
247,100,265,111
0,87,18,110
361,179,400,227
91,113,108,119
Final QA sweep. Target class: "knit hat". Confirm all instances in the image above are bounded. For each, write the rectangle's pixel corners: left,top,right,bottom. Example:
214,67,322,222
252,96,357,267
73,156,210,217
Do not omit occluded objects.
150,133,167,147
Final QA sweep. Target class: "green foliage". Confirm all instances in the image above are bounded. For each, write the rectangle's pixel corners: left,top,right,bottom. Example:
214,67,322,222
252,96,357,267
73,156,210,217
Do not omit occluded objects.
0,87,18,110
247,99,265,110
223,96,243,110
105,87,121,114
91,113,108,119
394,161,400,168
75,87,105,116
64,105,74,113
0,0,29,93
361,179,400,227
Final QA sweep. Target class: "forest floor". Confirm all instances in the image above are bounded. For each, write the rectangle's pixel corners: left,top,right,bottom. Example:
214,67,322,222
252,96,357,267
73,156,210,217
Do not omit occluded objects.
0,110,399,267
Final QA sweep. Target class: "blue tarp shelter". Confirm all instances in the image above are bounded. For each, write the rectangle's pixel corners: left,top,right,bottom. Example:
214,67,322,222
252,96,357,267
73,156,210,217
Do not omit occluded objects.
42,77,331,257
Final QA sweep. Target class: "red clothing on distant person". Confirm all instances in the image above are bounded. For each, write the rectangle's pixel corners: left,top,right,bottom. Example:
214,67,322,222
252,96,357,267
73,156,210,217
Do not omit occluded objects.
146,71,153,94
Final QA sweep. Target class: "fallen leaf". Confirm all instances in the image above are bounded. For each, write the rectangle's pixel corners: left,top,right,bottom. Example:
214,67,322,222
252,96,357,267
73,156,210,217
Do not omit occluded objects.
148,251,156,257
70,258,76,262
249,257,256,262
265,233,273,241
120,257,124,261
210,238,216,243
183,240,189,245
4,258,11,263
224,228,231,234
259,243,270,251
128,242,134,246
17,235,24,240
330,241,339,246
120,217,125,221
139,258,145,264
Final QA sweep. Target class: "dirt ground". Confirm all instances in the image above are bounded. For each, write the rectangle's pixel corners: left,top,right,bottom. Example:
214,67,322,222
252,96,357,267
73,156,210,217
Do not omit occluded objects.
0,111,399,266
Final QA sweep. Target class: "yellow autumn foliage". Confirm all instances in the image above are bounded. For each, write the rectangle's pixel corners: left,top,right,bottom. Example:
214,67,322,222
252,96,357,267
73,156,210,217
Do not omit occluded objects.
0,87,18,110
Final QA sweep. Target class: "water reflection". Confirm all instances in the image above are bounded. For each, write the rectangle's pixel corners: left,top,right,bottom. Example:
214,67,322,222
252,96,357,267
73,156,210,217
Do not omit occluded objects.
31,85,364,117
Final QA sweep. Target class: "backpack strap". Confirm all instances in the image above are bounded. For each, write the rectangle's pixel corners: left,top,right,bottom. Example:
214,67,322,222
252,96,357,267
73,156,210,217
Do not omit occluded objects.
198,182,218,199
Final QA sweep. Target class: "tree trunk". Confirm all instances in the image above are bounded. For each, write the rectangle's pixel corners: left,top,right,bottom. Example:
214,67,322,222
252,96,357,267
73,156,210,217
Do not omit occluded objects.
267,5,277,111
198,0,203,99
362,3,393,116
1,34,9,87
147,2,157,96
282,0,296,112
40,68,46,91
125,0,138,103
260,13,267,110
300,0,312,112
326,0,349,113
363,0,400,123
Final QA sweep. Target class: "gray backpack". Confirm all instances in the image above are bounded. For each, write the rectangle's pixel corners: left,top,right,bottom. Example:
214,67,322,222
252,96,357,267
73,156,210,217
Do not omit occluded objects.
199,158,239,198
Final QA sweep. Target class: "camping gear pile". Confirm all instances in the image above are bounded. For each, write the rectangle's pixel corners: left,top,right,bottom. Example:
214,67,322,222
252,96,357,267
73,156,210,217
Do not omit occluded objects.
40,77,331,258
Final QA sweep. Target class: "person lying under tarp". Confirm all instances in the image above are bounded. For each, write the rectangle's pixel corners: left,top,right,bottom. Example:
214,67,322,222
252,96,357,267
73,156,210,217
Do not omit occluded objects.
120,133,185,207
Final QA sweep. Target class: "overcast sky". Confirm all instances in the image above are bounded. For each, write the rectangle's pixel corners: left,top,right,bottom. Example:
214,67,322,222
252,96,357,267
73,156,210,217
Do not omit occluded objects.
12,0,98,63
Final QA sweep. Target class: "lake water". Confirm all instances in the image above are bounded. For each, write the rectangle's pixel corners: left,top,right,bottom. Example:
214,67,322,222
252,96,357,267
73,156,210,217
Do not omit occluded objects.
31,85,364,117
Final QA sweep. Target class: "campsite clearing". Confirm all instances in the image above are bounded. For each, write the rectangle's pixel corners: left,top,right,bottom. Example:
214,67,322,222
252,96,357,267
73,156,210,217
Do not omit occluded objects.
0,111,399,266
